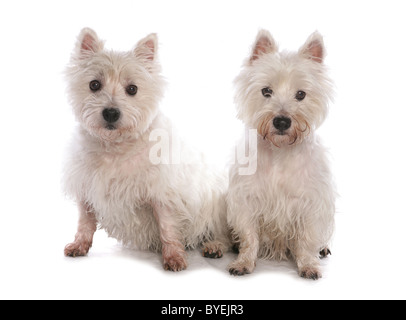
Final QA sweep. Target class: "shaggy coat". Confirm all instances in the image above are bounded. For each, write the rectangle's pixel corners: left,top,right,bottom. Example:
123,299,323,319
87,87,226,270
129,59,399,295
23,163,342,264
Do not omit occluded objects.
227,30,335,279
63,28,230,271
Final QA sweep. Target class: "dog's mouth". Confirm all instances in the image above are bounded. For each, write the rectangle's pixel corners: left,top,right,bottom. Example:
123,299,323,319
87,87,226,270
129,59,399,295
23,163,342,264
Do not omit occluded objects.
276,130,288,136
106,124,116,131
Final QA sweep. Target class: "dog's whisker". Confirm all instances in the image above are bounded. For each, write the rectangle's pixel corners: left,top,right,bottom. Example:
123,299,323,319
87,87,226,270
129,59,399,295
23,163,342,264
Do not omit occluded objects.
289,131,298,145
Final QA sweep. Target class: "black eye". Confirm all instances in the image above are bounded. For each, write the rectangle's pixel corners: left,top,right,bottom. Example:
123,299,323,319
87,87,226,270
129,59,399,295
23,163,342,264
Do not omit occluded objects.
262,87,273,98
126,85,138,96
89,80,101,92
295,91,306,101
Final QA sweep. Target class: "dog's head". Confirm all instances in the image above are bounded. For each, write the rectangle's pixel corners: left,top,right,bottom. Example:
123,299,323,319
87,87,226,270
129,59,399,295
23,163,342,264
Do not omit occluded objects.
235,30,333,147
66,28,165,142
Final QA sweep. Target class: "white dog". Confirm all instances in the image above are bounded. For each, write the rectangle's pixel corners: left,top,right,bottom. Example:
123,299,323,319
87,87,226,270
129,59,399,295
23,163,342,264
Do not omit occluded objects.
227,30,335,279
63,28,230,271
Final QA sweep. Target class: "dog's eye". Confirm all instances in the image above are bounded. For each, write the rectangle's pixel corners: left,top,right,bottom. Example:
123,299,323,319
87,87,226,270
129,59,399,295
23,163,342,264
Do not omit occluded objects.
126,85,138,96
295,91,306,101
262,87,273,98
89,80,101,92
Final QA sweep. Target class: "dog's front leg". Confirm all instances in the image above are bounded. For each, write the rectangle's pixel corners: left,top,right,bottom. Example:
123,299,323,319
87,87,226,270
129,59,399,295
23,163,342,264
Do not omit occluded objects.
64,201,97,257
152,203,188,272
228,226,259,276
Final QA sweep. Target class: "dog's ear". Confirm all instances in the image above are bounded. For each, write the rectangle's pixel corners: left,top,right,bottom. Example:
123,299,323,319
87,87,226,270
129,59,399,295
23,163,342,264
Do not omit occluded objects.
75,28,104,58
299,31,325,63
134,33,158,63
250,30,278,63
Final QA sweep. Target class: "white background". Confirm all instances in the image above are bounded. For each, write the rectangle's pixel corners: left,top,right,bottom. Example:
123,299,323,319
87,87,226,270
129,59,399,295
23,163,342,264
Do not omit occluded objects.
1,0,406,300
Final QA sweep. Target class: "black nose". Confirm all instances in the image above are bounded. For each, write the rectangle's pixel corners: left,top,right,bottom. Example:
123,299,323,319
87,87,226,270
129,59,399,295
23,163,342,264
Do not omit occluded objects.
102,108,120,123
273,116,291,131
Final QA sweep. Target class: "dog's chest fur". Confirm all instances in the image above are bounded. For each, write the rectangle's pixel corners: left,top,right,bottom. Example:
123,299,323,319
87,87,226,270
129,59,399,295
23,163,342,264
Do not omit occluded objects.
86,138,156,202
257,137,321,199
64,130,165,249
228,133,334,259
257,136,334,254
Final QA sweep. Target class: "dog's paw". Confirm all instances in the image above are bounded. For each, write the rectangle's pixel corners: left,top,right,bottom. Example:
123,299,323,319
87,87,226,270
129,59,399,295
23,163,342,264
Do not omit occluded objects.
203,248,223,259
319,248,331,259
202,241,224,259
64,241,91,257
299,266,322,280
228,260,255,276
229,266,250,276
163,253,188,272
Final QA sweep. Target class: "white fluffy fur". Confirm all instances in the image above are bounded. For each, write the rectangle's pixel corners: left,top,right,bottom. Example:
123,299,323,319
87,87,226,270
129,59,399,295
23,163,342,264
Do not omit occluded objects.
227,30,335,279
63,28,230,271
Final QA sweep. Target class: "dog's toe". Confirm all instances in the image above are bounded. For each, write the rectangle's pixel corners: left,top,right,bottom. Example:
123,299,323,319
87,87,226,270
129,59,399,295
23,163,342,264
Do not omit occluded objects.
229,267,250,276
64,242,90,257
229,263,252,276
228,260,255,276
164,261,187,272
163,254,188,272
202,241,225,259
299,267,322,280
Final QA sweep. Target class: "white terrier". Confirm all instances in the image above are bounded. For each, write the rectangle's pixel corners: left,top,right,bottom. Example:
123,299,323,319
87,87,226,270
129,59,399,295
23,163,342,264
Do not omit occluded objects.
63,28,230,271
227,30,335,279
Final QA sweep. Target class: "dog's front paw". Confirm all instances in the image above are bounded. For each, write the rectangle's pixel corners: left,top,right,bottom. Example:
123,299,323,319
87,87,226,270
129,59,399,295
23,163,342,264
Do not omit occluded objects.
163,252,188,272
64,241,92,257
228,260,255,276
299,266,322,280
229,266,250,276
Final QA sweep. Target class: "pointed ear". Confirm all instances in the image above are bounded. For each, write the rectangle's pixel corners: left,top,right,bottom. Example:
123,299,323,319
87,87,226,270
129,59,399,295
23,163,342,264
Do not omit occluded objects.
299,31,325,63
134,33,158,63
250,30,278,63
75,28,104,58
